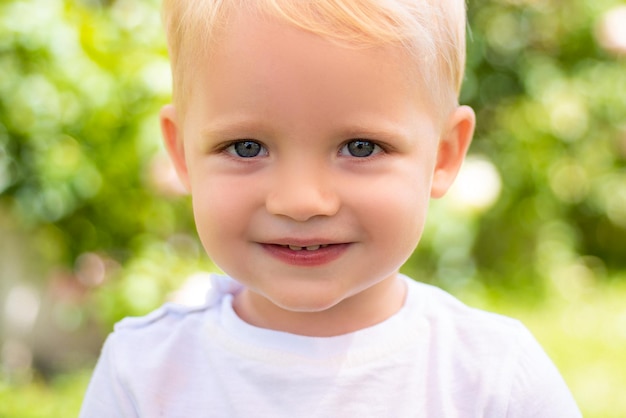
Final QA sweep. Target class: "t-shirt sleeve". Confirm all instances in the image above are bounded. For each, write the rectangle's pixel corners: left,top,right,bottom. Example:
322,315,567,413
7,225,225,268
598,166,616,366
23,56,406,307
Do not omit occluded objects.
505,327,582,418
79,334,138,418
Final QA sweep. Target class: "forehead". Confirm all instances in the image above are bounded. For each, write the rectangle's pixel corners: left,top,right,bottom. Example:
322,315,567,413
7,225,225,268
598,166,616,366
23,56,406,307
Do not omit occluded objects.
216,11,414,86
185,11,441,127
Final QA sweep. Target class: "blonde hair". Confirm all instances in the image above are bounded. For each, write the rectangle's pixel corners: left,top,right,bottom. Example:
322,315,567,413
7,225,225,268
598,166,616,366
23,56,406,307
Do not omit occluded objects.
162,0,467,115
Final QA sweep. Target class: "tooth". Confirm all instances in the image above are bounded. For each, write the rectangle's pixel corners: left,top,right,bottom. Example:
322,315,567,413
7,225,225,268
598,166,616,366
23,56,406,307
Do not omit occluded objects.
289,245,303,251
305,245,320,251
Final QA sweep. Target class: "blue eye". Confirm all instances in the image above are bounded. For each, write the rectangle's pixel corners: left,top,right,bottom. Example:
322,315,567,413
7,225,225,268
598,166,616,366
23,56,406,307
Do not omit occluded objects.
226,140,268,158
340,140,381,158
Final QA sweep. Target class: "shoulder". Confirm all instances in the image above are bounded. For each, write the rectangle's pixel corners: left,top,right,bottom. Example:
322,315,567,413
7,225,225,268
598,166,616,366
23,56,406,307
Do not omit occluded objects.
105,274,242,365
405,278,581,416
79,304,213,418
406,278,531,381
101,302,212,376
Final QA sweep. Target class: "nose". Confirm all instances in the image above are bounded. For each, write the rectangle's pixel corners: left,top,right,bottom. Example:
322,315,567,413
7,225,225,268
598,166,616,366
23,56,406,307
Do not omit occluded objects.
265,161,340,222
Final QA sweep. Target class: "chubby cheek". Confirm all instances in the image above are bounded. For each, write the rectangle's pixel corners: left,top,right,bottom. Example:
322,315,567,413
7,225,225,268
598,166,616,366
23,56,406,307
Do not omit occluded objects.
190,177,259,263
376,189,426,257
351,168,431,264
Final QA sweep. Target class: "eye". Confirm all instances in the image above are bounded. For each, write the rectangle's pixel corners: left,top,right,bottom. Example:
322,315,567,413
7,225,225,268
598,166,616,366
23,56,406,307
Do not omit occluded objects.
340,140,382,158
226,140,268,158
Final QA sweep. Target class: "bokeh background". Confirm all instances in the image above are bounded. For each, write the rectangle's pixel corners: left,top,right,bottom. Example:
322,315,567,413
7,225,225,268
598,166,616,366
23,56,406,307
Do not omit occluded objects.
1,0,625,416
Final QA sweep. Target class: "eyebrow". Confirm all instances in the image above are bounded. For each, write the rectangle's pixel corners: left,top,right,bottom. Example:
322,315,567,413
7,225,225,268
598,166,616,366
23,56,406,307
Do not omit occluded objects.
339,126,409,141
200,117,274,140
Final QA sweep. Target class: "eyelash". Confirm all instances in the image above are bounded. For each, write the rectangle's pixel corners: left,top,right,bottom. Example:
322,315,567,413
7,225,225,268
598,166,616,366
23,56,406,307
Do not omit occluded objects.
220,139,385,159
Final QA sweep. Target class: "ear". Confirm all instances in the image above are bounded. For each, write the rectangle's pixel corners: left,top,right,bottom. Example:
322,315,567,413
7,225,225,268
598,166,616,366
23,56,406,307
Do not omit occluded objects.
160,104,191,191
430,105,475,198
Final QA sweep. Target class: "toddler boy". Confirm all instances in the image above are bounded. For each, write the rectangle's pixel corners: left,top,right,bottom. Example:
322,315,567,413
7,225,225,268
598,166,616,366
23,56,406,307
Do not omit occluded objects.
80,0,581,416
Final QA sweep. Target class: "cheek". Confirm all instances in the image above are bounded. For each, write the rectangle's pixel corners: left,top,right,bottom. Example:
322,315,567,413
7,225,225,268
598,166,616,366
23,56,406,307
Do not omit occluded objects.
352,167,431,250
190,179,256,247
373,188,428,240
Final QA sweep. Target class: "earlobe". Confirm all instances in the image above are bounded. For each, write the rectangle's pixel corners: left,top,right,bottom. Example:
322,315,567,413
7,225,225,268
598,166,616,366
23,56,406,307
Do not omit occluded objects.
160,104,191,191
430,105,475,198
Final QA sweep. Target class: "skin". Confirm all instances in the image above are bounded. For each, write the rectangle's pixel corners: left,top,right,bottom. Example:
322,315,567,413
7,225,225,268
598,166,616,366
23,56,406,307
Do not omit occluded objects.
160,10,475,337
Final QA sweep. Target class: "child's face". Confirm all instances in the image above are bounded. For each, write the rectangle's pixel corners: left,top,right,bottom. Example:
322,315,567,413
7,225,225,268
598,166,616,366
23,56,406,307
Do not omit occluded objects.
161,11,474,334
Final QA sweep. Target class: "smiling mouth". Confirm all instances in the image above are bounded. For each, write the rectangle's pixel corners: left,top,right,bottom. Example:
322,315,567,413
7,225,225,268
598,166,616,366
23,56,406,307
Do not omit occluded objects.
262,242,349,266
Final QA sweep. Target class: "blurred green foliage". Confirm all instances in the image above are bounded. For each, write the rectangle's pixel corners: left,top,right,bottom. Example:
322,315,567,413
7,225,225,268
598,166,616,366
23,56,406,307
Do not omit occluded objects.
0,369,91,418
1,0,625,417
0,0,191,265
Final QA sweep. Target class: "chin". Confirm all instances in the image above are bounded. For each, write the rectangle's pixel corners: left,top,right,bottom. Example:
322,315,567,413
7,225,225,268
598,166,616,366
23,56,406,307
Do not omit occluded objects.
270,290,347,314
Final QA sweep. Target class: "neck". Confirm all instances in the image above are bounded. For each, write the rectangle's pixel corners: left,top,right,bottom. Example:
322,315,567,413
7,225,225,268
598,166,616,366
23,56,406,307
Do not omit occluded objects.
232,275,407,337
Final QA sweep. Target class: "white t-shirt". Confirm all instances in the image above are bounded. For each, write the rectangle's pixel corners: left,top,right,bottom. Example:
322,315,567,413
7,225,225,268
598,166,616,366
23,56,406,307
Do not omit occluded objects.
80,274,581,417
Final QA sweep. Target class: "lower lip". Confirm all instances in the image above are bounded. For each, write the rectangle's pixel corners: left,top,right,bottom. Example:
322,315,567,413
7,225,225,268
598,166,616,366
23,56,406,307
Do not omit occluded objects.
261,243,350,267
